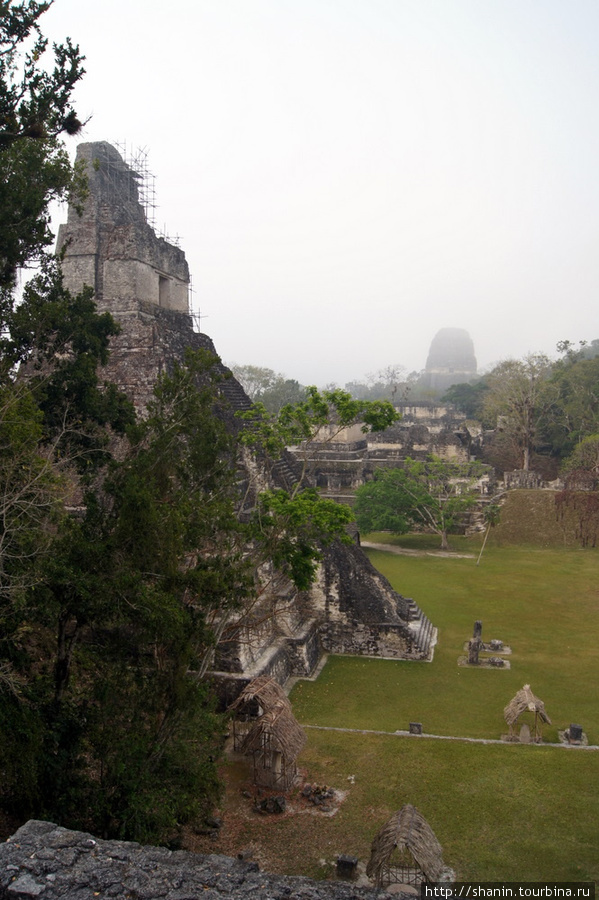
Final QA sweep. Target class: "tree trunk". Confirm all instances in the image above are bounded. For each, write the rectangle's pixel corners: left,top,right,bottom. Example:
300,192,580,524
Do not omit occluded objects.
440,529,449,551
54,612,80,703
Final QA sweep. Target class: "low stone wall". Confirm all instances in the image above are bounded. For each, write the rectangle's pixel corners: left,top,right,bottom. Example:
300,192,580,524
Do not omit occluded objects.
321,621,418,659
503,470,545,490
0,821,400,900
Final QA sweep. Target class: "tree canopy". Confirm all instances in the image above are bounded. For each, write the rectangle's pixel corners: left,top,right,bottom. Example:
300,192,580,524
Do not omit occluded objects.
482,354,556,472
355,456,489,550
229,363,307,413
0,0,84,292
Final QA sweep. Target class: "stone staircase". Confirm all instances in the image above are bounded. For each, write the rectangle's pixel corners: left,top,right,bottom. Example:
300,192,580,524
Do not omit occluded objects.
271,451,303,492
402,597,437,659
217,369,253,415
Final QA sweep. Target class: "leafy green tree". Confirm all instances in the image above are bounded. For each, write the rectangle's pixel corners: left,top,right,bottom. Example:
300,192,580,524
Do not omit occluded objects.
560,433,599,483
482,354,556,471
441,379,488,419
259,377,306,414
543,349,599,463
1,351,373,841
229,363,307,413
239,385,399,472
355,456,488,550
0,351,242,837
0,0,84,291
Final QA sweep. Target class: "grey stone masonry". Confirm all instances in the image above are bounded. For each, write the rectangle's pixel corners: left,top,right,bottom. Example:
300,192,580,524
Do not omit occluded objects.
57,142,189,315
0,821,403,900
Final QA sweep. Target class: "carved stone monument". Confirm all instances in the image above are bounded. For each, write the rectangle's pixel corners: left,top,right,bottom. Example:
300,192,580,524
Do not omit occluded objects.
468,637,481,665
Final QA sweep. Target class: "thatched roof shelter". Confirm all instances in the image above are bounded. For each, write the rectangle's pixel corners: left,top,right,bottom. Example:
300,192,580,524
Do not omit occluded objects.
238,702,306,759
230,675,289,715
229,676,306,791
366,804,446,887
504,684,551,742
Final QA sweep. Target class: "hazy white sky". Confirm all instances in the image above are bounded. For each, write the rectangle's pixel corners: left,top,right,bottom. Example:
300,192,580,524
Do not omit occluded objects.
43,0,599,386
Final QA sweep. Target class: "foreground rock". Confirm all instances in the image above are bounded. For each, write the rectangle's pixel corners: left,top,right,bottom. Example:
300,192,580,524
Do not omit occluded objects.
0,821,405,900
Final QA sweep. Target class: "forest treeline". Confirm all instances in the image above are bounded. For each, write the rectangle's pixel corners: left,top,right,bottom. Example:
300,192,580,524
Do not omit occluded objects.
233,344,599,479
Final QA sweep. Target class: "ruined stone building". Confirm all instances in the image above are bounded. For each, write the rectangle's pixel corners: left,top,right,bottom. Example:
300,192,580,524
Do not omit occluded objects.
295,403,481,504
419,327,478,394
57,142,436,699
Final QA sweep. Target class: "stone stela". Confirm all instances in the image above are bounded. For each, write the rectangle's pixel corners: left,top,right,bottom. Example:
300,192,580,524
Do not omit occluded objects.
459,620,511,668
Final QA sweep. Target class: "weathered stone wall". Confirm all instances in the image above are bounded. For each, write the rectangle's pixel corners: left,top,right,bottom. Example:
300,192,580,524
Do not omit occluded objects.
0,821,400,900
58,142,189,315
317,543,435,661
297,402,474,502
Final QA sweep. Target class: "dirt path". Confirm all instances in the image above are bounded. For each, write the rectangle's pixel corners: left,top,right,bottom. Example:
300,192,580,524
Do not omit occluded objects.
361,541,476,559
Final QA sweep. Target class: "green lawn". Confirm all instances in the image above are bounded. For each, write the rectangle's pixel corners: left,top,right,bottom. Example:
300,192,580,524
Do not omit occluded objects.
294,730,598,882
288,539,599,881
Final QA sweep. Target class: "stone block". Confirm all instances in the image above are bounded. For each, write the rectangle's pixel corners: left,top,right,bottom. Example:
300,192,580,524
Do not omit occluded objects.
569,724,583,742
336,855,359,880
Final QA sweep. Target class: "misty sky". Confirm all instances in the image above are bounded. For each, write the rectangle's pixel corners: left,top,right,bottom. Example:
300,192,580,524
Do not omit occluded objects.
43,0,599,387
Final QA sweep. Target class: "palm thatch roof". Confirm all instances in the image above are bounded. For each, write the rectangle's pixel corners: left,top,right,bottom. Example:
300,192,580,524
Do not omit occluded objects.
230,675,289,713
238,703,307,759
366,804,446,884
504,684,551,727
230,675,307,761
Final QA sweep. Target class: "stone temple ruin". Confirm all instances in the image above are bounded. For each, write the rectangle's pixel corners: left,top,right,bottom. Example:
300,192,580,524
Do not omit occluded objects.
58,142,437,699
420,327,478,394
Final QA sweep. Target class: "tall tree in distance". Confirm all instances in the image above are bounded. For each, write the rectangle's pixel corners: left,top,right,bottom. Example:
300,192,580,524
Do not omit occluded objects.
543,342,599,463
483,354,556,471
229,363,306,413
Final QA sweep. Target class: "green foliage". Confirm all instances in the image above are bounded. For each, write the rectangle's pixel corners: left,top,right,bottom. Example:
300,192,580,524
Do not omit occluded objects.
544,352,599,462
0,0,85,288
0,382,64,604
238,385,399,459
229,363,307,413
355,456,488,549
4,259,133,460
255,488,353,589
560,432,599,479
0,4,238,845
482,354,556,471
1,345,373,842
238,386,398,580
554,435,599,548
0,351,242,840
459,343,599,471
441,379,488,418
0,263,132,611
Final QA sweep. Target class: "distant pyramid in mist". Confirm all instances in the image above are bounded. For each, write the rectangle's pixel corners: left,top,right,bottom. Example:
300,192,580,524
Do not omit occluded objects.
421,328,477,393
